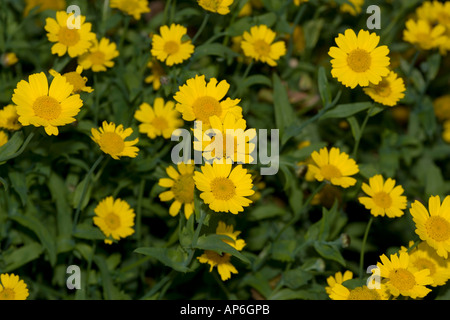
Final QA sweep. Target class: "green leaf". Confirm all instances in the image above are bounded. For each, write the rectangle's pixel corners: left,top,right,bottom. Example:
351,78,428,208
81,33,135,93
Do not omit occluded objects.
283,268,313,289
304,19,324,50
318,66,331,106
313,242,346,266
193,43,238,60
306,201,341,241
73,223,106,241
195,234,250,264
242,74,272,89
94,255,128,300
347,116,361,141
273,73,294,137
71,176,92,211
270,288,321,300
8,170,27,206
134,247,191,272
0,131,24,164
424,53,441,82
248,204,285,221
272,239,296,262
2,242,43,272
321,102,373,120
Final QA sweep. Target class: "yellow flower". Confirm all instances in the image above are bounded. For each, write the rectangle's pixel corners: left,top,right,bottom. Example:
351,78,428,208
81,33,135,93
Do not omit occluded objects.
433,94,450,121
0,131,8,148
145,60,166,90
12,72,83,136
1,53,18,67
174,75,242,128
193,162,255,214
24,0,66,16
49,65,93,94
325,270,353,295
78,37,120,72
91,121,139,160
0,274,29,300
340,0,364,16
216,221,246,250
363,71,406,107
330,284,389,300
93,196,135,244
308,147,359,188
443,120,450,143
241,25,286,66
403,19,447,51
158,162,195,219
197,0,233,15
377,251,433,299
410,195,450,259
151,24,194,66
0,105,22,131
358,174,407,218
110,0,150,20
329,29,390,88
45,11,96,58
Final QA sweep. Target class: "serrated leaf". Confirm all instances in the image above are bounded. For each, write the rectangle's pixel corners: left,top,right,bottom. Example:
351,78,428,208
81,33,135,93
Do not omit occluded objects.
313,242,346,266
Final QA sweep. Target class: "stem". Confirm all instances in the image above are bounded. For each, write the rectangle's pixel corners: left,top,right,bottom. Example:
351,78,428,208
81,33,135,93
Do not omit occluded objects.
140,270,176,300
162,0,172,25
93,73,100,124
118,16,130,56
352,103,375,159
136,179,146,247
0,131,35,163
286,5,306,60
183,209,207,268
233,61,253,97
359,216,374,279
192,13,210,44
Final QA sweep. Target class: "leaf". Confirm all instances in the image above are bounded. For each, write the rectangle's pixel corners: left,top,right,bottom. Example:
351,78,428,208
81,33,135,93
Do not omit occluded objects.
0,131,24,164
423,52,441,82
306,201,341,241
195,234,250,264
272,239,296,262
321,102,373,120
304,19,324,50
313,242,346,266
134,247,191,272
8,170,27,206
347,116,361,141
283,268,313,289
73,223,106,241
94,255,127,300
273,73,294,137
248,204,285,221
193,43,238,60
317,66,331,106
71,176,92,211
2,242,43,272
242,75,272,89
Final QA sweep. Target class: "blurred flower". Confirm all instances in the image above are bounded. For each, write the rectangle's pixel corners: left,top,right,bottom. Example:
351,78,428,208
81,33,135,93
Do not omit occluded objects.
91,121,139,159
391,105,410,125
197,0,233,15
78,37,119,72
93,196,135,244
329,29,390,88
0,273,29,300
23,0,66,16
403,19,446,51
144,60,166,90
292,25,306,55
241,25,286,66
12,72,83,136
49,65,93,94
110,0,150,20
443,120,450,143
248,170,265,202
296,141,315,182
340,0,363,16
0,105,22,131
325,270,353,295
363,71,406,107
1,53,18,67
311,184,342,209
433,94,450,121
0,131,8,148
158,162,195,219
45,11,96,58
238,2,252,17
151,24,194,66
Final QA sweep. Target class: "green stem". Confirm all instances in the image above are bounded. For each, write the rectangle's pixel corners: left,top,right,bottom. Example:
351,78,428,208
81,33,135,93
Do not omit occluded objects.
352,103,375,159
162,0,172,25
233,61,253,97
118,16,130,56
136,179,146,247
0,130,35,163
192,13,210,44
183,209,207,268
359,216,374,279
286,5,306,60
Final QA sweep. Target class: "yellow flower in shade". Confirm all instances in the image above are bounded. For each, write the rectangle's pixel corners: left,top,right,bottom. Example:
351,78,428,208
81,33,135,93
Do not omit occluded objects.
145,60,166,90
24,0,66,16
330,284,389,300
329,29,390,89
1,53,18,67
110,0,150,20
401,241,450,287
377,251,433,299
325,270,353,295
91,121,139,160
403,19,446,51
78,38,120,72
0,274,29,300
241,25,286,67
416,1,450,54
134,98,183,139
410,195,450,259
158,162,195,219
193,162,255,214
45,11,96,58
358,174,407,218
0,105,22,131
433,94,450,121
93,196,135,244
49,66,93,94
193,113,256,164
340,0,363,16
12,72,83,136
0,131,8,148
443,120,450,143
197,0,233,15
151,24,194,66
307,147,359,188
363,71,406,107
216,221,246,250
174,75,242,128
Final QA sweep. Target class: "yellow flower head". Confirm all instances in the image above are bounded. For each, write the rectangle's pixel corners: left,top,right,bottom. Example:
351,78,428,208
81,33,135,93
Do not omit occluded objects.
110,0,150,20
308,147,359,188
443,120,450,143
45,11,96,58
330,284,389,300
325,270,353,295
216,221,246,251
410,195,450,259
151,24,194,66
363,71,406,107
24,0,66,16
158,162,195,219
78,37,120,72
241,25,286,67
403,19,447,51
340,0,364,16
358,174,407,218
12,72,83,136
49,65,93,94
134,97,183,139
197,0,233,15
91,121,139,160
174,75,242,128
0,131,8,148
93,196,135,244
1,53,18,67
329,29,390,89
433,94,450,121
193,162,255,214
0,105,22,131
0,273,29,300
145,60,166,90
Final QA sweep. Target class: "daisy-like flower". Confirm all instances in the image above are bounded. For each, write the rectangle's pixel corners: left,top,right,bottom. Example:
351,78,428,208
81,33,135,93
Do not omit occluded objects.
145,60,166,90
78,38,119,72
377,251,433,299
194,113,256,164
193,162,255,214
328,29,390,88
0,131,8,148
216,221,246,250
93,196,135,244
330,284,389,300
325,270,353,295
0,105,22,131
433,94,450,121
410,195,450,259
0,273,29,300
134,97,183,139
49,66,93,94
158,162,195,219
24,0,66,16
197,0,233,15
358,174,407,218
340,0,364,16
403,19,447,51
363,71,406,107
1,52,18,67
110,0,150,20
91,121,139,160
12,72,83,136
307,147,359,188
151,24,194,66
45,11,96,58
241,25,286,67
174,75,242,128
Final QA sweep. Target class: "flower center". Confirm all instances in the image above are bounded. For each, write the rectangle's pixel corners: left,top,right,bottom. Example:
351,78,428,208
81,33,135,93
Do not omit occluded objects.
210,177,236,201
253,39,271,57
347,286,381,300
412,258,436,276
99,132,125,155
57,27,80,46
373,79,392,97
347,48,372,73
0,288,15,300
63,71,87,93
389,268,416,291
32,96,62,121
151,116,169,131
425,216,450,242
204,250,231,263
415,33,433,48
320,164,342,181
372,191,392,209
192,96,222,125
104,212,121,230
163,40,180,55
172,174,195,204
89,51,106,65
